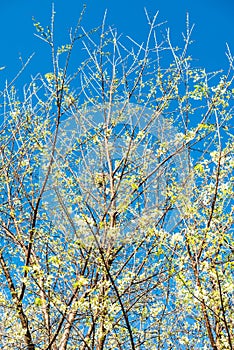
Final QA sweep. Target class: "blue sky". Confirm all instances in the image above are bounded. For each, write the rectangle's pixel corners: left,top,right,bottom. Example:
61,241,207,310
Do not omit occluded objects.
0,0,234,83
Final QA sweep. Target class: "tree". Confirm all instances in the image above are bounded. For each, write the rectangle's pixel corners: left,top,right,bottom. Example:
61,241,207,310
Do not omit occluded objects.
0,7,233,349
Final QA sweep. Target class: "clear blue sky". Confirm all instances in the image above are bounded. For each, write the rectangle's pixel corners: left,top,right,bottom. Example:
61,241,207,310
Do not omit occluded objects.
0,0,234,83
